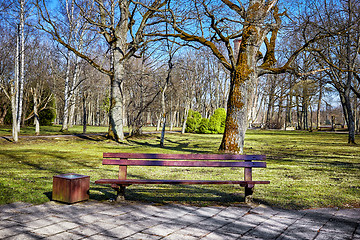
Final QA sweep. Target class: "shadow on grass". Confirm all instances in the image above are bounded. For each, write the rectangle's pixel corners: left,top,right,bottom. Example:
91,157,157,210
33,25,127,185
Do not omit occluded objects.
1,136,12,142
0,149,99,174
127,138,212,154
43,191,52,201
73,134,107,142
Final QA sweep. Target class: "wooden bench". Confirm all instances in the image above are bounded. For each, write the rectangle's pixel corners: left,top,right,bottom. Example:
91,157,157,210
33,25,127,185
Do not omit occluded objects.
95,153,270,202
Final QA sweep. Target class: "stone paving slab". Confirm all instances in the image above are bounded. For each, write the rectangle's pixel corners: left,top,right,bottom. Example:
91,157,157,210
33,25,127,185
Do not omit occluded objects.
0,201,358,239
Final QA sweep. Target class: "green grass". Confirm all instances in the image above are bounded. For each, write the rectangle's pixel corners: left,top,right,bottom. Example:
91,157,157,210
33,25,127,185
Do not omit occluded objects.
0,127,359,209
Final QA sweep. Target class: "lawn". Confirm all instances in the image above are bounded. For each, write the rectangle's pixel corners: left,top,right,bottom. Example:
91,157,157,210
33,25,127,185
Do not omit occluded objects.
0,127,359,209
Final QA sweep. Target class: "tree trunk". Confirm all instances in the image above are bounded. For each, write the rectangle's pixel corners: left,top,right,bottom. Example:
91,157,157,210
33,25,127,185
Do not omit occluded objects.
346,0,355,144
61,50,71,132
69,57,81,127
156,113,161,131
296,96,302,130
220,70,250,154
11,83,18,142
160,83,168,148
344,94,355,144
0,105,7,125
83,93,87,134
316,82,323,129
309,102,313,132
107,47,125,141
12,23,21,142
219,11,264,153
286,77,294,128
355,97,358,133
33,88,40,135
17,0,25,132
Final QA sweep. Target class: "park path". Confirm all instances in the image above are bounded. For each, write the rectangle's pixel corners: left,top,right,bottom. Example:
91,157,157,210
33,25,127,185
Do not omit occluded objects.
1,131,183,142
0,201,359,239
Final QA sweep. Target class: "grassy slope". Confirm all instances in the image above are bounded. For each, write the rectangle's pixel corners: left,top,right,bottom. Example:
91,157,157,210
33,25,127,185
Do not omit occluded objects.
0,127,359,209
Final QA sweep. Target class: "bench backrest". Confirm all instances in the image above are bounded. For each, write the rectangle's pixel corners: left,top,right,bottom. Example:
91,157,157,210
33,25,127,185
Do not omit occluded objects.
102,153,266,168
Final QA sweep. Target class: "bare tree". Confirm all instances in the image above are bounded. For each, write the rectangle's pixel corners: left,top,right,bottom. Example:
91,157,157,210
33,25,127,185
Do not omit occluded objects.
36,0,167,141
146,0,332,153
308,0,360,143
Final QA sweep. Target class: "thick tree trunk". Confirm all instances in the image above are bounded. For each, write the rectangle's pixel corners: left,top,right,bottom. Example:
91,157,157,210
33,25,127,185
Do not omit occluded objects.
220,70,250,154
107,48,125,141
69,58,81,127
219,0,272,153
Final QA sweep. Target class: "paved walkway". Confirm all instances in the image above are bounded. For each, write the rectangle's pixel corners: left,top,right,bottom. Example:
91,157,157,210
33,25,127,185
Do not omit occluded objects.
0,201,359,240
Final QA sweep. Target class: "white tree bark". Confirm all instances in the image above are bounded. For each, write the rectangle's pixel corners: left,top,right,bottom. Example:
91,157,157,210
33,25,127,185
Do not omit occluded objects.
17,0,25,132
12,22,21,142
108,46,125,141
181,98,190,134
69,55,81,127
11,74,19,142
160,82,167,147
33,87,40,135
61,49,71,131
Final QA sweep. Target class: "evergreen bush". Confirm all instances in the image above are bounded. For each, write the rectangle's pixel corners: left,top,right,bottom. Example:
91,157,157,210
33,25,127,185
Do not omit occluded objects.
197,118,211,134
185,109,202,133
208,108,226,134
39,97,56,126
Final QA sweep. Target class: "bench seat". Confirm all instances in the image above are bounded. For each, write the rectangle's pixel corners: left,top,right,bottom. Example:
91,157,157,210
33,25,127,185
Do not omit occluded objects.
95,179,270,185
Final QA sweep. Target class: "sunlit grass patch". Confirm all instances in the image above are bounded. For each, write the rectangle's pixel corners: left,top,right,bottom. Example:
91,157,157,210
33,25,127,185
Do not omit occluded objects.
0,127,359,209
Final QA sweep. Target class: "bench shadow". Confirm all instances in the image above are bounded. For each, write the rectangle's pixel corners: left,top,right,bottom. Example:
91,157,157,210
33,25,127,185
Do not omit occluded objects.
91,184,247,205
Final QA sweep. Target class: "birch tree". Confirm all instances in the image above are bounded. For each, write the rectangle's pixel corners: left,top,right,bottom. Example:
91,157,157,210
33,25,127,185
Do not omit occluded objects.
9,0,26,141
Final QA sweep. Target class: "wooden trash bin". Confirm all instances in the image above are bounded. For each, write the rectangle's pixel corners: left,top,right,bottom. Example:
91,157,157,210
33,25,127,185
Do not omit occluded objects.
52,173,90,204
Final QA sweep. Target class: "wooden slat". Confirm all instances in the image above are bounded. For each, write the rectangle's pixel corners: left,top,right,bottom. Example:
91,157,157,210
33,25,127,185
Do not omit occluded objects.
95,179,270,185
102,159,267,168
103,152,266,161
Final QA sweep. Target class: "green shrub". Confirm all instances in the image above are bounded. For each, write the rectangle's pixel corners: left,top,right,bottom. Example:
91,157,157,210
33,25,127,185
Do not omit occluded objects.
208,108,226,134
39,108,56,126
197,118,211,134
39,97,56,126
185,109,202,133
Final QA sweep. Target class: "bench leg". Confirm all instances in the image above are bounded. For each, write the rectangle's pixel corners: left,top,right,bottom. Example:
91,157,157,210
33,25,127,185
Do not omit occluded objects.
244,186,254,203
111,184,126,202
